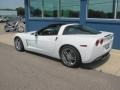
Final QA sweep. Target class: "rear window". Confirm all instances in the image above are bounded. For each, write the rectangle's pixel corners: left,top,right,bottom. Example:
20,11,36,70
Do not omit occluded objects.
63,25,101,35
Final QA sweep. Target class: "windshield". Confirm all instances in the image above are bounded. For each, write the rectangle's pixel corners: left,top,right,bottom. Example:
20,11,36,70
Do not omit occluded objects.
63,25,101,35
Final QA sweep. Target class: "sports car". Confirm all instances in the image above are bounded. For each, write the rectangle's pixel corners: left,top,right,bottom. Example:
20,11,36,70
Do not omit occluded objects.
14,23,114,68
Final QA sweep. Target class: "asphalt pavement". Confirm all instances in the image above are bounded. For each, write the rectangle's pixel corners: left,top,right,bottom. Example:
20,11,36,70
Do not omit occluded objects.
0,23,5,34
0,43,120,90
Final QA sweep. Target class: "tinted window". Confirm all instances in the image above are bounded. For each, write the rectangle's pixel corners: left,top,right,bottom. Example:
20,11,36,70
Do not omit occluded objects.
117,0,120,19
44,0,59,17
29,0,80,18
30,0,42,17
88,0,114,19
60,0,80,18
63,25,101,35
38,24,62,35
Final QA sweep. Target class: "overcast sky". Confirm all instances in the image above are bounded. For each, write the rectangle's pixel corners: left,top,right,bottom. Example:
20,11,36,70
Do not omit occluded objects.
0,0,24,9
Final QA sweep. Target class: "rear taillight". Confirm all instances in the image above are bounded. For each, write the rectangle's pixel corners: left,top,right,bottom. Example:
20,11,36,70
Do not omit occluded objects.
100,39,103,45
96,40,99,46
96,39,104,46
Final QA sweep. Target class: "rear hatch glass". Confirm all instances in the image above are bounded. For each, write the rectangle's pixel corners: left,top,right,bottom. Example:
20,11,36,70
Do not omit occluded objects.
63,25,101,35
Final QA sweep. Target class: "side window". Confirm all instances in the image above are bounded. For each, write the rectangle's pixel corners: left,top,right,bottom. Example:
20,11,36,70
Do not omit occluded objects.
63,26,81,35
38,25,60,35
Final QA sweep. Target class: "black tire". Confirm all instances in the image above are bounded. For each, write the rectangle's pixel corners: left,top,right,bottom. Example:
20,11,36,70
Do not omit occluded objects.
60,46,81,68
14,37,24,51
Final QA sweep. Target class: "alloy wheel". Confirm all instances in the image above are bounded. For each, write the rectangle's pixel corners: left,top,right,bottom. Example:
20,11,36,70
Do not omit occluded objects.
61,48,77,66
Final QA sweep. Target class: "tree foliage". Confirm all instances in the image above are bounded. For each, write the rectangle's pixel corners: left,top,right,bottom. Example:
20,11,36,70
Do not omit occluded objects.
16,7,25,16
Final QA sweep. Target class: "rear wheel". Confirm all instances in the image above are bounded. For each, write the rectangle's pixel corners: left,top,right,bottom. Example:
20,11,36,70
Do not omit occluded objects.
14,37,24,51
60,46,81,68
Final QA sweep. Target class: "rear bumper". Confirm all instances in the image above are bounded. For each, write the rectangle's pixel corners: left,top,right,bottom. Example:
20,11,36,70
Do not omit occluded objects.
83,38,113,64
81,52,110,69
93,52,110,62
83,51,110,64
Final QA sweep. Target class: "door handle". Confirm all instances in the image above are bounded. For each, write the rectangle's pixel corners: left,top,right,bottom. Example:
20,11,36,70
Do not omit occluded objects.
55,37,58,41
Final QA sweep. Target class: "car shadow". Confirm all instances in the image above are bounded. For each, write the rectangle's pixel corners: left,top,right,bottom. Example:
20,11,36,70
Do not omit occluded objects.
25,51,61,63
80,54,110,69
25,51,110,70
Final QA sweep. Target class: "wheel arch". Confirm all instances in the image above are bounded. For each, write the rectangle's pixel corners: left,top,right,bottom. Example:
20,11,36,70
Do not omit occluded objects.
59,44,82,61
14,36,21,41
14,36,24,43
14,36,25,46
14,36,25,47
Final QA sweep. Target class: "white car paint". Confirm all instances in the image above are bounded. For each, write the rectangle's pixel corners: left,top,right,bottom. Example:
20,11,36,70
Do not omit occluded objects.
14,24,114,64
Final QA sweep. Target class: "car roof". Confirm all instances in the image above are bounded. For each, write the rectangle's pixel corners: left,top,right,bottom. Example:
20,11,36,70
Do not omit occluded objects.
47,23,80,27
47,23,64,27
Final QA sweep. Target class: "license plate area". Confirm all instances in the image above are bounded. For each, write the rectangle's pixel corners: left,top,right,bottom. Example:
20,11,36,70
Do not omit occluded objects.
104,43,110,49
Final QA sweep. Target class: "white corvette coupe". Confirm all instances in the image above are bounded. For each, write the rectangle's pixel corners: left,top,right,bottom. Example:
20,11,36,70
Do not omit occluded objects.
14,23,114,68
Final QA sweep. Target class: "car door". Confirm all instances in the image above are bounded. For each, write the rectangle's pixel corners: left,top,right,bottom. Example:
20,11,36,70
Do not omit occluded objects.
36,25,60,56
25,33,38,51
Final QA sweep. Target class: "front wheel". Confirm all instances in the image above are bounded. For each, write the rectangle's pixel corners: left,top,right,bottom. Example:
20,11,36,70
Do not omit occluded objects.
60,46,81,68
14,38,24,51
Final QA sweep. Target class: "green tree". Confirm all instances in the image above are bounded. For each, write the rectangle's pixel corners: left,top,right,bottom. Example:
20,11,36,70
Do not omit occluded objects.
16,7,25,16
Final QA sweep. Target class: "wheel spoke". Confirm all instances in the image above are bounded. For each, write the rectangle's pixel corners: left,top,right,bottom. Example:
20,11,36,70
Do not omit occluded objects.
61,48,77,66
62,51,69,64
15,39,21,50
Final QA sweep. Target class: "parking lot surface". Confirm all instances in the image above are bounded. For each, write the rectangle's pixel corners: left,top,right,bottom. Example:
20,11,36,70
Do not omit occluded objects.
0,43,120,90
0,23,6,34
0,23,120,90
0,23,15,45
96,50,120,76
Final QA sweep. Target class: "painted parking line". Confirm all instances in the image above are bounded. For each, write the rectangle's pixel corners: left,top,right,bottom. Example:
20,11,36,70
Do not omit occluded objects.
111,53,120,56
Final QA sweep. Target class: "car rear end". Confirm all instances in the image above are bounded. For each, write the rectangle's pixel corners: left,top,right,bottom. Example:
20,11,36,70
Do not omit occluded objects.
60,24,114,64
83,32,114,63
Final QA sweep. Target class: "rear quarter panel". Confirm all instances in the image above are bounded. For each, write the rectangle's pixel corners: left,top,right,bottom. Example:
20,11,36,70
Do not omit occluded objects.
54,35,97,62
